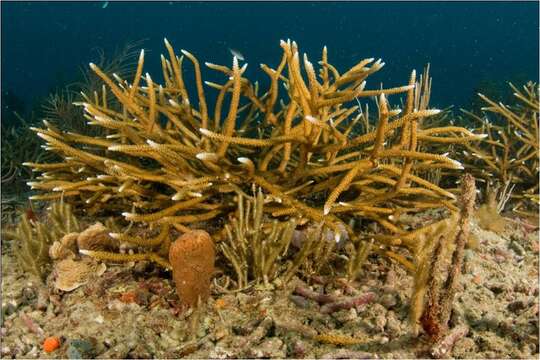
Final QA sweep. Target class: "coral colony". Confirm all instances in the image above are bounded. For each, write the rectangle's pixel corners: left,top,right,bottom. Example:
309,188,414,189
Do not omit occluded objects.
11,39,538,341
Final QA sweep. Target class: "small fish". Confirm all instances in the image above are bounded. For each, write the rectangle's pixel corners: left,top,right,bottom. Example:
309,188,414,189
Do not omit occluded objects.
102,1,109,9
228,48,245,61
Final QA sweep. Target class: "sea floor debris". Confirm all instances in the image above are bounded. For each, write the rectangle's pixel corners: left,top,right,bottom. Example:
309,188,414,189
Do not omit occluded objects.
1,211,537,359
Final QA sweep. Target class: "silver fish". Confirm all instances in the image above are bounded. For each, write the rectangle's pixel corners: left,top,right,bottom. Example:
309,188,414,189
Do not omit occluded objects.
228,48,245,61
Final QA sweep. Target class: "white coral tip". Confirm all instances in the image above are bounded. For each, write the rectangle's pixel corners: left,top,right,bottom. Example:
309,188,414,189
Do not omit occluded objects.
451,159,464,169
199,128,211,136
196,152,218,161
168,99,180,107
305,115,318,123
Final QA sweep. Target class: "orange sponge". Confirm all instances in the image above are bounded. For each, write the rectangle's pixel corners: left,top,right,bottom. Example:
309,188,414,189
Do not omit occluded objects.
43,336,61,353
169,230,215,309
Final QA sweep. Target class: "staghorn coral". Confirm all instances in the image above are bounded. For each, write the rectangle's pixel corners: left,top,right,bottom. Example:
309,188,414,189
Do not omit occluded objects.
0,41,147,222
79,221,172,269
25,39,481,284
459,82,539,215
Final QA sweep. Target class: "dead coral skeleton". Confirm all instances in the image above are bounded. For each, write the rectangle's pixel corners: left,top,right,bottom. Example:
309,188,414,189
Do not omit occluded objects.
417,173,476,341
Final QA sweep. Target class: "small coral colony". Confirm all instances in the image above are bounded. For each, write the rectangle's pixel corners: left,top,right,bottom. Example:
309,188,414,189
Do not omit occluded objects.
4,38,539,339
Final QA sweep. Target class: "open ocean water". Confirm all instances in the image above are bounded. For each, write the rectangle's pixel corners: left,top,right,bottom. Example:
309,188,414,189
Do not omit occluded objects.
2,1,539,123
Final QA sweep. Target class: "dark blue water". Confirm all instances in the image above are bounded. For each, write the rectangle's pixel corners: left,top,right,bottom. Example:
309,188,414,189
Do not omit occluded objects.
2,1,538,118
